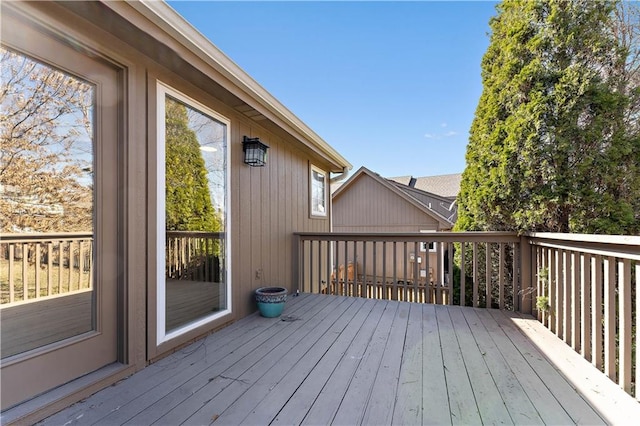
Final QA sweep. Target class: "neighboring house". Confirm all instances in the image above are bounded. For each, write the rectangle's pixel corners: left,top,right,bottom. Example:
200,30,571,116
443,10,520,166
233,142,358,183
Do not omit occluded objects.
0,1,351,419
332,167,457,233
387,172,462,200
331,167,457,287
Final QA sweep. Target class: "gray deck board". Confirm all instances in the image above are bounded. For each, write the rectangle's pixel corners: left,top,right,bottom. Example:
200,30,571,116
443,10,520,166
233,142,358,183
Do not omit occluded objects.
329,301,398,425
274,299,386,425
39,293,640,426
448,306,513,425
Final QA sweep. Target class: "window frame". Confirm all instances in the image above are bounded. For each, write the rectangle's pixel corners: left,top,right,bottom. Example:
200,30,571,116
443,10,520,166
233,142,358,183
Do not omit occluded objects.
309,164,328,218
156,80,232,346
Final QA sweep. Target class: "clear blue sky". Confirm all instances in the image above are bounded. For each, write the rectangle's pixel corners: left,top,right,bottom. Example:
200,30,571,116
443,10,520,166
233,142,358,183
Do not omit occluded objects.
168,1,498,178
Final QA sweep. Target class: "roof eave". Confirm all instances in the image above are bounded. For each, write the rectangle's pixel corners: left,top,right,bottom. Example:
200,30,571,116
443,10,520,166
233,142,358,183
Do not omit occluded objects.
125,0,352,172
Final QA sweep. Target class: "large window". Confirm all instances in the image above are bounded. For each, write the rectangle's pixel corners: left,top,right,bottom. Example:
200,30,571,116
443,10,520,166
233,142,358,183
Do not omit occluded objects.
0,46,96,357
310,165,327,217
157,82,230,343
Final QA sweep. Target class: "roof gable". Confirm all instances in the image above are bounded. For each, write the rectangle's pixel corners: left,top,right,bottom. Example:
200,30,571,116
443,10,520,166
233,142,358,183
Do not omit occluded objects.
333,167,453,227
388,173,461,199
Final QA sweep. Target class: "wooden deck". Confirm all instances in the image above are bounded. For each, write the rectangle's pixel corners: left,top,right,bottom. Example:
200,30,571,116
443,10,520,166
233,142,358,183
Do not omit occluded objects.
39,293,640,425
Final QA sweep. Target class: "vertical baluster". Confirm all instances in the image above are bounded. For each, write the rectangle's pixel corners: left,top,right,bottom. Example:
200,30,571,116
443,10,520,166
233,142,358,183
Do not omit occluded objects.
460,242,466,307
79,240,86,289
436,242,442,305
562,250,571,345
413,242,419,303
424,242,431,303
619,259,632,392
308,240,314,294
382,241,388,299
485,242,491,308
498,243,504,310
361,241,367,298
604,257,616,381
35,242,41,299
447,242,454,305
205,236,210,282
372,241,378,299
571,251,579,351
47,241,53,297
326,239,332,296
401,242,408,302
580,253,591,360
58,241,63,294
22,242,28,301
472,242,478,307
591,255,603,370
392,242,398,301
555,249,563,338
9,244,15,303
353,239,359,297
549,248,557,334
635,262,640,401
316,240,322,294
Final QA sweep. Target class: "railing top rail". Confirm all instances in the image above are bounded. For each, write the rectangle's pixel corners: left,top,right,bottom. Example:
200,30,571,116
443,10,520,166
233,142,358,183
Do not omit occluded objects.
527,232,640,247
295,231,520,243
0,232,93,242
527,232,640,260
166,231,225,238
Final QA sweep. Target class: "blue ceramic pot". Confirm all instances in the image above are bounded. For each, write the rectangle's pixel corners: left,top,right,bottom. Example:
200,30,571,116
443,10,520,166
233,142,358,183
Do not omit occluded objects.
255,286,288,318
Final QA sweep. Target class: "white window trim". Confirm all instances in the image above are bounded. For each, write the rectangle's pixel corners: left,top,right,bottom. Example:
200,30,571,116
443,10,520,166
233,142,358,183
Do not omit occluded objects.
419,230,438,252
310,164,327,218
156,81,232,345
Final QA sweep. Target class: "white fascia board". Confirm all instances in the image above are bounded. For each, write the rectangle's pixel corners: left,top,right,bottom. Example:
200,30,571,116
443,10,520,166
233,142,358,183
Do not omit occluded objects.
123,0,351,172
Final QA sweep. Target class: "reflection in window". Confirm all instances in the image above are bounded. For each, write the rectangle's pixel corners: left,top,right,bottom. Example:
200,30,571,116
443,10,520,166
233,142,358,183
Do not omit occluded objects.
0,46,95,358
163,93,228,333
311,166,326,217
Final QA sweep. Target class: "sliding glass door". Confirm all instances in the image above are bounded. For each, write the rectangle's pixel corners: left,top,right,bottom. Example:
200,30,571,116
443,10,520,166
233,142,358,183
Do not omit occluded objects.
157,83,230,343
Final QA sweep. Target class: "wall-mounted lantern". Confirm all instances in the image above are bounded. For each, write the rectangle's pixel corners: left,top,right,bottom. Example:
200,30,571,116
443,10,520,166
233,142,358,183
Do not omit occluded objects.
242,136,269,167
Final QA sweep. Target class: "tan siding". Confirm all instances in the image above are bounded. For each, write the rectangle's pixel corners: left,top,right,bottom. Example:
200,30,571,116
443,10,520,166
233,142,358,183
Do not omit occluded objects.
23,0,336,345
231,131,332,319
333,174,440,233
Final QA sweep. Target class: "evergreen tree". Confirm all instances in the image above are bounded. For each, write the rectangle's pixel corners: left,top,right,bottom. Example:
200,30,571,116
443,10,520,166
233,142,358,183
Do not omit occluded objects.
165,97,219,233
456,0,640,234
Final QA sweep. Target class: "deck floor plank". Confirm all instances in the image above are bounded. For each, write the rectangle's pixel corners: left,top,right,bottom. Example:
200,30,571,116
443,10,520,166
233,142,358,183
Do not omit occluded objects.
36,294,640,426
151,295,352,426
92,294,326,425
360,300,410,425
488,309,605,425
239,298,377,425
472,308,574,425
506,310,638,426
434,304,483,425
210,297,366,425
447,306,513,425
420,303,451,426
273,299,388,425
42,293,314,426
322,301,399,425
462,308,544,424
391,302,424,425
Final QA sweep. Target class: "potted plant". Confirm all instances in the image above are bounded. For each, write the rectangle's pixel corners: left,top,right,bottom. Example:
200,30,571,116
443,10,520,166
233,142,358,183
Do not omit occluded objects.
255,286,288,318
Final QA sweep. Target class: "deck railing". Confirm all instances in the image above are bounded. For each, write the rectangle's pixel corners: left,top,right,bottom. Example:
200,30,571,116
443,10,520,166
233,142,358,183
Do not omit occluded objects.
295,231,640,399
166,231,224,282
294,232,531,312
0,232,93,305
528,233,640,398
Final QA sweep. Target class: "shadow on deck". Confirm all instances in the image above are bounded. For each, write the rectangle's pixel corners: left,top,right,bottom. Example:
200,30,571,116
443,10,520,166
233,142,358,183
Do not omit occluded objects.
40,293,640,425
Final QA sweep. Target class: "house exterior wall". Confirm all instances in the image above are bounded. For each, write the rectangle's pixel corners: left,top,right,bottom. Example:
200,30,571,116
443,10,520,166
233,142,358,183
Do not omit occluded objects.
332,173,446,284
333,173,441,233
1,1,344,419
